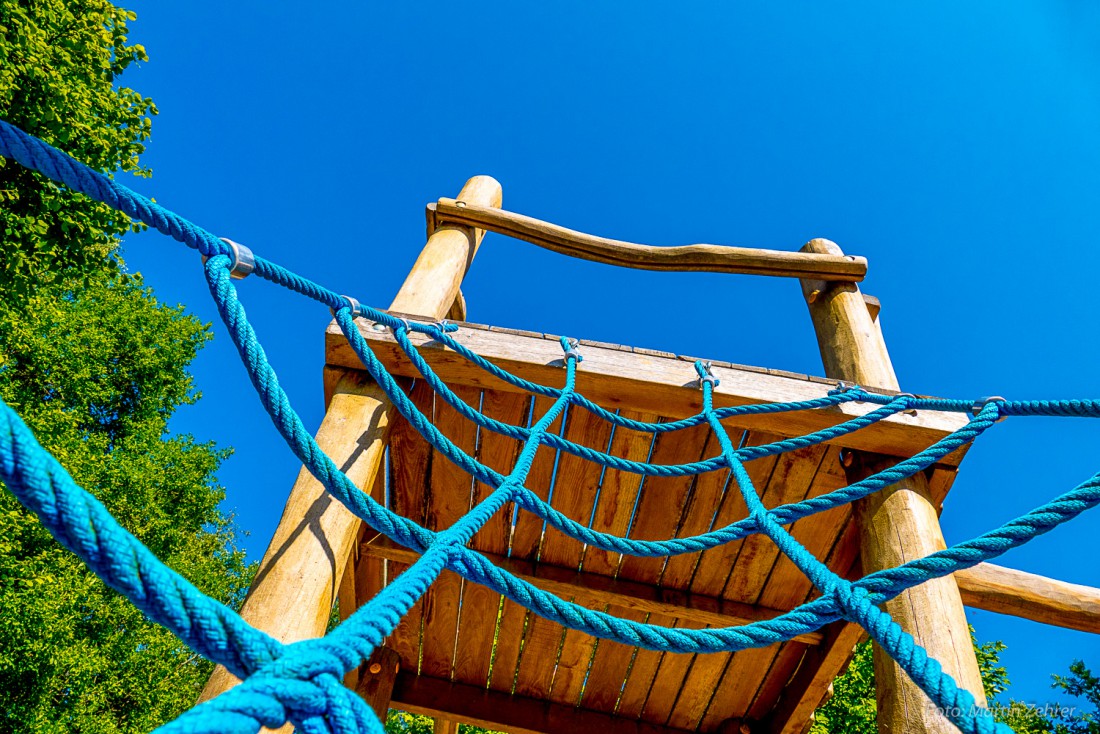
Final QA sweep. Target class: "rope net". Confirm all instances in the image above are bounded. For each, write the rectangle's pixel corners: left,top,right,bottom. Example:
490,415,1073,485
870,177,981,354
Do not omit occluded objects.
0,119,1098,734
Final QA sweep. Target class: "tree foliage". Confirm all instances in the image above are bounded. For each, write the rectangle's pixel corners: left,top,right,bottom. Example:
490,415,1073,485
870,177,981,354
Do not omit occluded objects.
811,633,1099,734
0,273,254,732
0,0,155,294
0,2,257,731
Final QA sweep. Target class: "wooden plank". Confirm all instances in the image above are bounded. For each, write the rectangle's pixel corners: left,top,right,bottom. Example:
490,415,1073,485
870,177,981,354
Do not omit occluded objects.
361,537,822,644
695,443,828,730
606,425,701,723
722,444,828,603
800,237,986,734
616,617,678,719
538,407,614,706
955,562,1100,634
392,673,701,734
689,431,814,731
578,608,649,713
660,430,734,591
491,395,563,695
689,432,782,598
577,412,661,714
385,381,437,674
582,413,659,578
618,423,711,584
326,319,969,464
453,390,529,688
419,385,481,682
641,643,698,725
429,198,868,281
551,603,605,707
651,430,733,731
743,448,849,724
513,610,567,699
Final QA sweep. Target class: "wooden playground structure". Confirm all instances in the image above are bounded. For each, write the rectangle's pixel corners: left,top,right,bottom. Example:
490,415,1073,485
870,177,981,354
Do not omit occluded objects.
200,177,1100,734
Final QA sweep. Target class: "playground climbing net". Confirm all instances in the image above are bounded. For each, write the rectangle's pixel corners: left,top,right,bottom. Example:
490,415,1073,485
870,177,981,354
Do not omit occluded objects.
0,119,1098,734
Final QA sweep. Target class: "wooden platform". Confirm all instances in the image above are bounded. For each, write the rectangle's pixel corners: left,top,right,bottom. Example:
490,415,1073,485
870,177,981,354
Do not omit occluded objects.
325,317,970,734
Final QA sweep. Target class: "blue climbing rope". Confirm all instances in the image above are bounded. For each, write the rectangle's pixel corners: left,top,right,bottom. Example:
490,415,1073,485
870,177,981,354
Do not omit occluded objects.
1,119,1099,734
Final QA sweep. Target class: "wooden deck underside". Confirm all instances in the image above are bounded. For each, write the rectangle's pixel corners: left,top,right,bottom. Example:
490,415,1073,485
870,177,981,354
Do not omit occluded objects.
332,319,966,734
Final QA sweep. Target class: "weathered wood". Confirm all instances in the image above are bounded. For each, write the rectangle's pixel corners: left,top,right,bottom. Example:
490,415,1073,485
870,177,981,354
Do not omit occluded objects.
955,562,1100,634
800,238,986,734
393,673,700,734
201,176,501,708
356,646,401,721
325,317,969,465
429,198,868,281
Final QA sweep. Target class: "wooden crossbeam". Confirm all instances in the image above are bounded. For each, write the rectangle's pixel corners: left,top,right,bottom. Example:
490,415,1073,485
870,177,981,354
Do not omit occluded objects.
956,562,1100,634
428,198,868,281
390,673,711,734
360,536,824,645
325,317,970,465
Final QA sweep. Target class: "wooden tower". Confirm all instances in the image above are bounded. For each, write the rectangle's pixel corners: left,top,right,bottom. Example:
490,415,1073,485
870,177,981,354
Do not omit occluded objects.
200,177,1100,734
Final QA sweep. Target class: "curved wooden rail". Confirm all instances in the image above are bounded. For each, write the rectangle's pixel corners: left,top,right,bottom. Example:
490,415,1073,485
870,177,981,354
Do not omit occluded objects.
429,198,868,281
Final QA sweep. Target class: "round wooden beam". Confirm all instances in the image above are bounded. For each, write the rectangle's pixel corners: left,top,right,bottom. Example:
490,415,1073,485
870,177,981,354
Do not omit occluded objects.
799,238,987,734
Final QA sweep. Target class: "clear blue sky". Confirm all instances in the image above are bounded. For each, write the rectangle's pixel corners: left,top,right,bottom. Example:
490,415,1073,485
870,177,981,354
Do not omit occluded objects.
119,1,1098,710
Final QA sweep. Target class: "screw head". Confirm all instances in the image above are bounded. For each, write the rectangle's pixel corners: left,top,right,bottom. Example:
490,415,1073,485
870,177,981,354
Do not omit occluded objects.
369,662,382,675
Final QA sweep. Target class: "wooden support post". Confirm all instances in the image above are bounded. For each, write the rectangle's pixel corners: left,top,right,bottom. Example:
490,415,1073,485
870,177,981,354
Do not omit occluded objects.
356,646,401,722
433,719,460,734
799,239,986,733
198,176,502,714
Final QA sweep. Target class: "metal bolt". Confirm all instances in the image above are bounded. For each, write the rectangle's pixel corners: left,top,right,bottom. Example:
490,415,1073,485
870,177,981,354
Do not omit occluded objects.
369,662,382,675
840,450,855,469
455,200,467,208
807,289,822,303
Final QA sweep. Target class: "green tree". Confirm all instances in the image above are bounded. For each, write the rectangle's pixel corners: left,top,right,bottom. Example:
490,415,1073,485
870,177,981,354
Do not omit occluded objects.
810,631,1044,734
0,0,155,294
0,3,257,730
1051,661,1099,734
383,711,500,734
0,273,254,732
811,636,1100,734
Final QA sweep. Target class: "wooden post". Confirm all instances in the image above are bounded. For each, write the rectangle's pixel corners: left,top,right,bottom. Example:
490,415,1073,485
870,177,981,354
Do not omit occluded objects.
356,646,402,722
199,176,502,714
799,239,986,733
433,719,460,734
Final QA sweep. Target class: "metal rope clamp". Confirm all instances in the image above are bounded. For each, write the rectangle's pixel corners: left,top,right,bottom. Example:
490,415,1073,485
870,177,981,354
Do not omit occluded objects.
562,338,582,364
201,238,255,279
971,395,1007,423
330,294,361,318
895,392,919,416
698,362,720,389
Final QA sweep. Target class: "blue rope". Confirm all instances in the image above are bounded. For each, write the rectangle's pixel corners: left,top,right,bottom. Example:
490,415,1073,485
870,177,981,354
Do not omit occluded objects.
2,119,1099,734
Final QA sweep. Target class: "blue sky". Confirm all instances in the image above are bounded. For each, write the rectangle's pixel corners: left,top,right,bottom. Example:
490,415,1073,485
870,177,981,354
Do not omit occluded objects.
119,1,1098,710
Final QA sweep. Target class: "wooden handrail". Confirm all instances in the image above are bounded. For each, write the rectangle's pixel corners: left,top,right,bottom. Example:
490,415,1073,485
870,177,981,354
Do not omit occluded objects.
429,198,868,281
